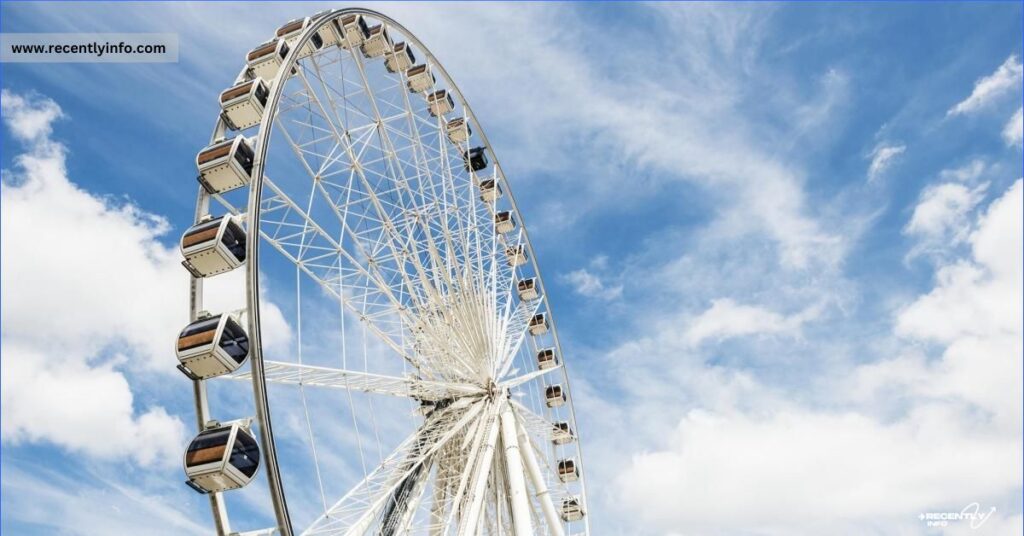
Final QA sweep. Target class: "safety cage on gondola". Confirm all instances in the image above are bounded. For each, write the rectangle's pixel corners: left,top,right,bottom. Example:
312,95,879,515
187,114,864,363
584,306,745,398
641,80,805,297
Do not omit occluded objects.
338,14,370,49
537,347,559,370
479,178,502,202
183,421,261,494
517,278,538,301
528,313,549,336
560,496,586,522
176,313,250,380
180,215,247,278
406,64,435,93
247,38,290,82
196,135,254,194
446,117,472,144
557,458,579,483
552,421,575,445
505,244,528,267
385,41,415,73
427,89,455,117
276,17,324,59
219,78,269,131
494,210,517,234
463,146,488,172
362,24,393,58
545,384,566,408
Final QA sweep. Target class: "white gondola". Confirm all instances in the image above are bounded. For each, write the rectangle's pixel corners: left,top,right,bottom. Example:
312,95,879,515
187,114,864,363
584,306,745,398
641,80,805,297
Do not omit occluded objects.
427,89,455,117
557,458,579,483
219,78,268,131
479,178,502,202
463,146,488,172
312,10,343,47
560,496,585,522
537,347,558,370
552,421,575,445
176,313,250,380
446,117,472,144
517,278,539,301
361,24,393,58
505,244,528,267
528,313,548,336
385,41,415,73
338,14,370,49
181,216,246,278
406,64,435,93
545,384,566,408
196,136,254,194
495,211,516,234
184,422,261,494
276,17,324,59
247,39,290,82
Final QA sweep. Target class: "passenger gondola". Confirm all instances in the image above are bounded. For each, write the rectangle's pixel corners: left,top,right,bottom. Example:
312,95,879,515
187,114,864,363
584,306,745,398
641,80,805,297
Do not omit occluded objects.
427,89,455,117
463,146,488,172
537,347,558,370
180,215,247,278
219,78,268,131
479,178,502,202
247,39,290,82
339,14,370,49
361,24,393,58
528,313,548,336
176,313,250,380
494,211,516,234
312,10,343,47
276,17,324,59
517,278,538,301
406,64,435,93
196,136,254,194
552,421,575,445
505,244,528,267
446,117,472,144
557,458,579,483
183,422,261,494
385,41,415,72
560,496,585,522
545,384,566,408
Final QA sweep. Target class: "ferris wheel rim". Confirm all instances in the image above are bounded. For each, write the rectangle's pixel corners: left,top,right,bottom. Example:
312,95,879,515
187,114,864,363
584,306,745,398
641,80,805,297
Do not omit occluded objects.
187,8,591,535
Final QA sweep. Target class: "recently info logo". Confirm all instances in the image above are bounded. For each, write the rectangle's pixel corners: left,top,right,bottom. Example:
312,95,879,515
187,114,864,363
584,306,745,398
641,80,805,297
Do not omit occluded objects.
918,502,996,530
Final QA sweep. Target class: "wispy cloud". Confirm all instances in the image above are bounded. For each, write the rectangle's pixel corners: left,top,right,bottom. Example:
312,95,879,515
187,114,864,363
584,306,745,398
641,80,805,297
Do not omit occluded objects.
684,298,818,346
868,143,906,182
947,55,1023,116
1003,107,1023,147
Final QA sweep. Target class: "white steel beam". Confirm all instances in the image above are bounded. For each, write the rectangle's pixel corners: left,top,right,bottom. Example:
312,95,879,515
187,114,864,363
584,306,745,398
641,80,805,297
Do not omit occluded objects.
499,406,533,536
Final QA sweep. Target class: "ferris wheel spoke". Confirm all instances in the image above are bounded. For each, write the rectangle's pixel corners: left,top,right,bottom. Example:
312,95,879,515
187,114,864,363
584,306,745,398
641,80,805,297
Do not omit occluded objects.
258,176,423,367
227,360,484,401
303,399,487,536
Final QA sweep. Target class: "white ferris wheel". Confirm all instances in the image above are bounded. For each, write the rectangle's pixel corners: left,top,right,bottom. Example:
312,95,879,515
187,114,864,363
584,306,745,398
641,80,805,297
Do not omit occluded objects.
174,8,590,536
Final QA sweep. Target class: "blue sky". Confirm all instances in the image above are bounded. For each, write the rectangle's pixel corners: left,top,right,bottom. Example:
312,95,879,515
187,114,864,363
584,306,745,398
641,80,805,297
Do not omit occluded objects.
1,2,1022,535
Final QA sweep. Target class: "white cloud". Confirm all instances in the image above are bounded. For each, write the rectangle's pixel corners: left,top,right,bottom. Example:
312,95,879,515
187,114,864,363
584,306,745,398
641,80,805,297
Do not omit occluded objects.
564,268,623,300
684,298,818,346
1003,107,1023,147
0,90,289,465
904,181,988,245
867,143,906,182
606,180,1023,533
0,89,63,141
948,55,1023,116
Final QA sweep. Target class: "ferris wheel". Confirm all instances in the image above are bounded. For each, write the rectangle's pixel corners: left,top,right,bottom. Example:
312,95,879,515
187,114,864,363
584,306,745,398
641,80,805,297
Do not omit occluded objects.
174,9,589,536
